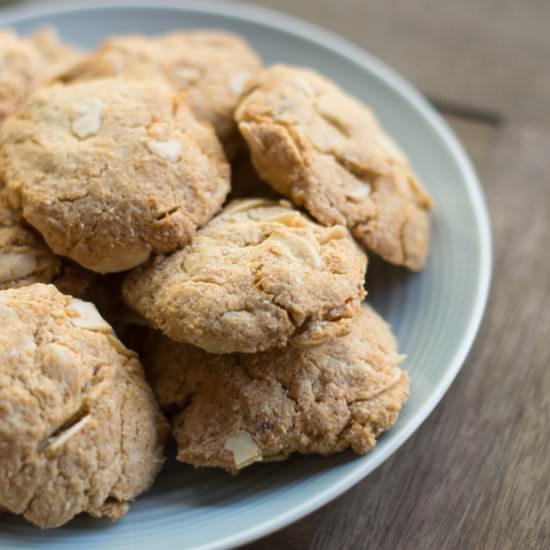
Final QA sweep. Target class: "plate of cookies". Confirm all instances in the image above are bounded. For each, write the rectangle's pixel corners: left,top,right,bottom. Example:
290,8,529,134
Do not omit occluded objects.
0,1,491,549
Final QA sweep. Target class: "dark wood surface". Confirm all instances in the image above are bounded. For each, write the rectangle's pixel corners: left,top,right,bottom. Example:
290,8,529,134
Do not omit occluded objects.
3,1,548,548
239,1,550,549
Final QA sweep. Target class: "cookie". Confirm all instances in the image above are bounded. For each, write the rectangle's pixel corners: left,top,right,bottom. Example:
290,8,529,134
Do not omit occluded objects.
0,192,96,295
123,198,367,353
59,31,262,156
27,27,83,79
144,304,408,474
235,65,433,270
0,198,61,290
0,28,81,122
0,78,230,273
0,284,168,528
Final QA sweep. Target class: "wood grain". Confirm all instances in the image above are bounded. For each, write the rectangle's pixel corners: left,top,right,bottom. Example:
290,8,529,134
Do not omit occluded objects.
245,0,550,124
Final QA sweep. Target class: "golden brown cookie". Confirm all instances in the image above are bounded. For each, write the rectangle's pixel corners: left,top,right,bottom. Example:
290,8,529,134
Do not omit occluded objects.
0,27,81,122
0,198,61,290
123,198,367,353
0,186,96,296
236,65,433,270
0,78,230,273
59,31,262,156
0,193,96,295
0,284,168,528
144,304,408,474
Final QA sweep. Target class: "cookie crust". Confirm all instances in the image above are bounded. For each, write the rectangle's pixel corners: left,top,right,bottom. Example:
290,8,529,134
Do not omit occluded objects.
0,284,168,528
0,28,81,122
0,198,61,290
123,198,367,353
0,78,230,273
59,31,262,156
144,304,408,474
236,64,432,270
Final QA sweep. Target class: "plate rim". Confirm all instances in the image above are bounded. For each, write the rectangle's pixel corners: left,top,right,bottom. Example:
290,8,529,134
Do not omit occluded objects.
0,2,493,549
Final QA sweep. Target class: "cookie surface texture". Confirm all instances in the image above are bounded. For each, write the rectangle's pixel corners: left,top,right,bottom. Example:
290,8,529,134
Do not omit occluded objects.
0,284,168,528
123,198,367,353
144,304,408,473
0,78,230,273
0,28,81,122
236,64,432,270
0,196,61,290
60,31,262,156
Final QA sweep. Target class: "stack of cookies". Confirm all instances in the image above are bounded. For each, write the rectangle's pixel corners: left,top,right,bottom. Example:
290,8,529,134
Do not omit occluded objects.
0,28,432,528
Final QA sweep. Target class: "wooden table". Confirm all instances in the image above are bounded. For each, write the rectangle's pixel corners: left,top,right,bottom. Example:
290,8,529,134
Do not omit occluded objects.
2,1,548,547
240,1,550,549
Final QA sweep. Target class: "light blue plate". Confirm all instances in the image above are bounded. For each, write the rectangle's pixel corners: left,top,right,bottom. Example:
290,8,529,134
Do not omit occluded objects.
0,1,491,548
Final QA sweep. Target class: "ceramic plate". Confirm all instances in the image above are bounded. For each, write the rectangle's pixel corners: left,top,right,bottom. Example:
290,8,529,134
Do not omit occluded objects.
0,1,491,548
